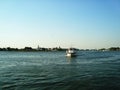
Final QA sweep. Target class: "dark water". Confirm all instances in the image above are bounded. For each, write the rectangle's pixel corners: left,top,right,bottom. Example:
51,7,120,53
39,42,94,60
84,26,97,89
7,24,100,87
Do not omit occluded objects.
0,51,120,90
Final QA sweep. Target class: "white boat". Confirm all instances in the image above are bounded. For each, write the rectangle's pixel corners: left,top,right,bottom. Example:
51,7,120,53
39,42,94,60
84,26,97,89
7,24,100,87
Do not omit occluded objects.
66,48,76,57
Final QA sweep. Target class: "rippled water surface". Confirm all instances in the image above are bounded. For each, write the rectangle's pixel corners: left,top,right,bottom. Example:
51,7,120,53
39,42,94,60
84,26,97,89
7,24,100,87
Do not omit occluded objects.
0,51,120,90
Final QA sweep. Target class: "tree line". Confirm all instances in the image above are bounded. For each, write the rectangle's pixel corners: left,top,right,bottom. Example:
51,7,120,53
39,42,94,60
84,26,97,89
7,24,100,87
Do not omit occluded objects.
0,47,119,51
0,47,67,51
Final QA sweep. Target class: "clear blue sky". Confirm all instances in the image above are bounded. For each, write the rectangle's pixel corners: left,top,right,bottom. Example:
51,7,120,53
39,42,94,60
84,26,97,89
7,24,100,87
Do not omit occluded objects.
0,0,120,49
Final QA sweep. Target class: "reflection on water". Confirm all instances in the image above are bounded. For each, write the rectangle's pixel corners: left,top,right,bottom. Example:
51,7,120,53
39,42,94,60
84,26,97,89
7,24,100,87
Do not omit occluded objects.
66,56,77,64
0,51,120,90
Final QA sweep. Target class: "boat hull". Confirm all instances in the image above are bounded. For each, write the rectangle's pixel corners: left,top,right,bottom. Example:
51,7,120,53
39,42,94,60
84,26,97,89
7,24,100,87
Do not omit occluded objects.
66,53,76,57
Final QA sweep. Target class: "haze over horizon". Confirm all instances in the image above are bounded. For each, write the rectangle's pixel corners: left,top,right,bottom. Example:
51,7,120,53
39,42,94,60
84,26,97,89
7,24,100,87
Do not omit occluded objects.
0,0,120,49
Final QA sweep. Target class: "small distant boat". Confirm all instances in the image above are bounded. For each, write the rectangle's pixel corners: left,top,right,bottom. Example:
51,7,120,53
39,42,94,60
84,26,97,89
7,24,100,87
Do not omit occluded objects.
66,48,77,57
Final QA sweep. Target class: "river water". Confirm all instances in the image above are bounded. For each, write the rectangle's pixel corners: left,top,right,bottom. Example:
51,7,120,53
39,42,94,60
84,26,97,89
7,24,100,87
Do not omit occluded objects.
0,51,120,90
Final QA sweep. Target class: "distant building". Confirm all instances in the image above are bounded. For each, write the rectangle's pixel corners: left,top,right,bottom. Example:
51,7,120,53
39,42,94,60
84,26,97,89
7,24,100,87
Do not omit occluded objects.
37,45,40,50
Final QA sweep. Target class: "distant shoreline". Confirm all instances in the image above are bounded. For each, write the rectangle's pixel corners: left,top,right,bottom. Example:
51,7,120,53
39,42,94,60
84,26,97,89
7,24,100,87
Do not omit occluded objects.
0,47,120,51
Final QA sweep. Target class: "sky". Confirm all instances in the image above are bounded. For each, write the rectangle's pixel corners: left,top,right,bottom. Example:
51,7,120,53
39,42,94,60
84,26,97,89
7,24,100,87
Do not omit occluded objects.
0,0,120,49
